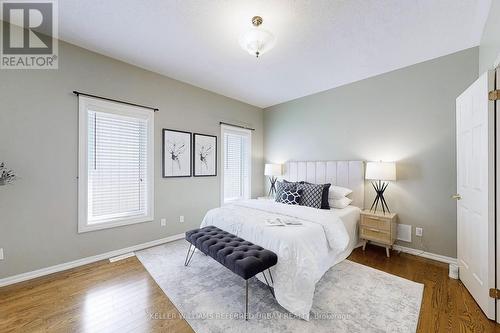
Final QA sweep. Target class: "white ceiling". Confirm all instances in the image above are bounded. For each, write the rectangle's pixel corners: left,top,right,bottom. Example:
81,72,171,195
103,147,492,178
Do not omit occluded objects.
59,0,491,108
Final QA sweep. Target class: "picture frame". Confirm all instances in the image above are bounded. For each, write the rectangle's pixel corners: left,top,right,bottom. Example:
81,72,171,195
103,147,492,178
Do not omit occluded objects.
162,129,192,178
193,133,217,177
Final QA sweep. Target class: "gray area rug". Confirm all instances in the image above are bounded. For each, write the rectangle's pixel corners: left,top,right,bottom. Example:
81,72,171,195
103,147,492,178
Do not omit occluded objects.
137,240,423,333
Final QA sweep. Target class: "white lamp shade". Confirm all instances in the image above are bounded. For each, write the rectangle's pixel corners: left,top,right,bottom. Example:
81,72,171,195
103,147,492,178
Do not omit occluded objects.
365,162,396,181
264,163,282,176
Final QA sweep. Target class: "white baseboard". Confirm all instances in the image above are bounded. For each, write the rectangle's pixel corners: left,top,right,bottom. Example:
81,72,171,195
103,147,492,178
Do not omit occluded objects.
109,252,135,263
393,244,458,265
0,233,184,288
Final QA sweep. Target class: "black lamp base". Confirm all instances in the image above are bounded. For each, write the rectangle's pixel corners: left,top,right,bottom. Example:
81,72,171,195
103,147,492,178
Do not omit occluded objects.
268,176,277,197
370,180,391,214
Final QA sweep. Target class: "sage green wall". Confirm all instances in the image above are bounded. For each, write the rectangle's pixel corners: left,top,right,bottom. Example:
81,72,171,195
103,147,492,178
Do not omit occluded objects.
264,48,479,258
0,41,264,278
479,0,500,74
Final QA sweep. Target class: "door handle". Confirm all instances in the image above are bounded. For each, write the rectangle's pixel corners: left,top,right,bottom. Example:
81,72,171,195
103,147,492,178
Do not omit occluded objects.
451,194,462,200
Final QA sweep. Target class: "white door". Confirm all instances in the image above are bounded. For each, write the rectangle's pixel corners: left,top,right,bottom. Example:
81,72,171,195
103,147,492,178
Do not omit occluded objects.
456,70,496,320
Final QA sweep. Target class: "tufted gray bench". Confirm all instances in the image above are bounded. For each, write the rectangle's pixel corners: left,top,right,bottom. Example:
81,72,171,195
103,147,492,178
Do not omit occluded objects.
184,225,278,320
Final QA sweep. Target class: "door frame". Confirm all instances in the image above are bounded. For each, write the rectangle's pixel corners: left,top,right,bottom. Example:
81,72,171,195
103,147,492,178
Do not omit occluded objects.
496,66,500,324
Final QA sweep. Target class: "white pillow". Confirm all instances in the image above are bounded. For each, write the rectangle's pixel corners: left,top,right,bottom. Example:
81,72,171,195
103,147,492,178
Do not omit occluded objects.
329,185,353,200
329,197,353,209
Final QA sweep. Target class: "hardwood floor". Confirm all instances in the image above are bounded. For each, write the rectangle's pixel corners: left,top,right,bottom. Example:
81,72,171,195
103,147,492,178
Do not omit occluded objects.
349,245,500,333
1,244,499,333
0,257,194,333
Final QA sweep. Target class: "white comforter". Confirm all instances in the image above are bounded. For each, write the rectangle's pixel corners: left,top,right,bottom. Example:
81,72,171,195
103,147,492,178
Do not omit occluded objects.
200,199,350,320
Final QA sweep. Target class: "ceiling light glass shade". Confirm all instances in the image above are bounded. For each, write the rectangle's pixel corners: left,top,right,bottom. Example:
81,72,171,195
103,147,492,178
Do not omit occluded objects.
239,28,276,58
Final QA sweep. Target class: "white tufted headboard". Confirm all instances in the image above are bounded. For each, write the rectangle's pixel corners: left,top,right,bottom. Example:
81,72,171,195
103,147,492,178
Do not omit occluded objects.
283,161,365,209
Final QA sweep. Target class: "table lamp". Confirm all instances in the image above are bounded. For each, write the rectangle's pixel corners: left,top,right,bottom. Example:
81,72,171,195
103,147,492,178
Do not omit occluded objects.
365,161,396,214
264,163,282,197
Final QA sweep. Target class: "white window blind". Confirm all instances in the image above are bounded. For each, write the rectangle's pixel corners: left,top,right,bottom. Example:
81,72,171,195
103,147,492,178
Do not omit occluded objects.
78,97,154,232
222,125,251,203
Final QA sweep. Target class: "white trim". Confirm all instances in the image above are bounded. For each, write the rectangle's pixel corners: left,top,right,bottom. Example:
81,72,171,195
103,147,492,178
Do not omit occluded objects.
109,252,135,263
392,244,458,265
0,233,184,288
77,96,155,233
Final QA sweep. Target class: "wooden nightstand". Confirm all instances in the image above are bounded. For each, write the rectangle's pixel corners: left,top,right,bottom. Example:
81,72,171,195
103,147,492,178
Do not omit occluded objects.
360,210,398,257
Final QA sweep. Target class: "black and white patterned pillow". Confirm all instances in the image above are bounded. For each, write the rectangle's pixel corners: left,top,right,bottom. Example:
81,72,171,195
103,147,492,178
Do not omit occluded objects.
278,189,302,205
296,183,324,209
275,181,296,202
302,182,331,209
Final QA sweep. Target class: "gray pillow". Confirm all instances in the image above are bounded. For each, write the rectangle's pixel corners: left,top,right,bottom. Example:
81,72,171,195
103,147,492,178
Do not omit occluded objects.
296,183,324,209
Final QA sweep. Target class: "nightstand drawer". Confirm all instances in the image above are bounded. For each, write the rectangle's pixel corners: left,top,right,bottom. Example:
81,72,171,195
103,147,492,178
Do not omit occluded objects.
360,226,391,244
361,215,391,232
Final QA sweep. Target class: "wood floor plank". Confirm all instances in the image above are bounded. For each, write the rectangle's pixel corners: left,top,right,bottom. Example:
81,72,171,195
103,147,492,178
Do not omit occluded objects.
1,244,499,332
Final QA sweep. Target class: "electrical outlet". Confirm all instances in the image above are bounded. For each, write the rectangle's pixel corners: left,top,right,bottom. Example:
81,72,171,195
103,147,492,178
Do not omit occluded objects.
415,227,423,237
179,215,184,223
0,248,4,260
160,218,167,227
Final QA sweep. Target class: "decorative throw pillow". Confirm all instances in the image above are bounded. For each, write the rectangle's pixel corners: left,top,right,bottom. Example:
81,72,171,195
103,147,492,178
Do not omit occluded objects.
302,182,331,209
275,181,296,202
283,179,299,187
278,189,302,205
296,183,324,209
320,184,331,209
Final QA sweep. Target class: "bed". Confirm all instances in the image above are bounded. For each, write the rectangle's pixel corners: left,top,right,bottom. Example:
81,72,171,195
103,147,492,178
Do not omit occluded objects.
200,160,364,320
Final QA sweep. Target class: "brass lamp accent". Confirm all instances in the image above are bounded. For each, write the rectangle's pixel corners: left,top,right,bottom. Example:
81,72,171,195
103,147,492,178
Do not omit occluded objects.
252,16,263,26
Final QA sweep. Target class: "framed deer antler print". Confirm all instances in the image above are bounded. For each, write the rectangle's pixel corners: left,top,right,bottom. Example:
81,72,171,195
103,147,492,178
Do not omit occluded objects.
193,133,217,177
162,129,192,178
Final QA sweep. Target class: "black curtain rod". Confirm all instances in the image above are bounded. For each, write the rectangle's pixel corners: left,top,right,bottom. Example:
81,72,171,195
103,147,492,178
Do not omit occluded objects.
220,122,255,131
73,91,159,112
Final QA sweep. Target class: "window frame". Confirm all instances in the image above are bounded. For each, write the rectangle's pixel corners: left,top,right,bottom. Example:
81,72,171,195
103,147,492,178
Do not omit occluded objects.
220,124,252,204
78,96,155,233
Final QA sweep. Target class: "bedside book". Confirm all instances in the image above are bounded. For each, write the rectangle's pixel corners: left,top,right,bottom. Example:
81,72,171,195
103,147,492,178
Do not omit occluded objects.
265,218,302,226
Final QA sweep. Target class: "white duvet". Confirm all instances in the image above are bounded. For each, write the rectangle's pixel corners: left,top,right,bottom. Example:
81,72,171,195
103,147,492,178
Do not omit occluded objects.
200,199,351,320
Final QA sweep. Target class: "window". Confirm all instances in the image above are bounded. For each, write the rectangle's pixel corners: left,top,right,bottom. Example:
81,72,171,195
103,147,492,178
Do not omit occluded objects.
78,96,154,233
221,125,251,203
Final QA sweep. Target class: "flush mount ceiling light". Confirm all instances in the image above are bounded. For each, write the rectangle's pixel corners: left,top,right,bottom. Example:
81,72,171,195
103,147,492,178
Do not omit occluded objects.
239,16,276,58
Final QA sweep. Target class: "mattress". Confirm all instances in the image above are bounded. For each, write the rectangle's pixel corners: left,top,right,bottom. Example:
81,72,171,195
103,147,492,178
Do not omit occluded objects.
328,205,361,266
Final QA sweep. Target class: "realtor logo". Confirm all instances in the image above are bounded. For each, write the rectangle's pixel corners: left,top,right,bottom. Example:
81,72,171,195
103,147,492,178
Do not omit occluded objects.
1,0,58,69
